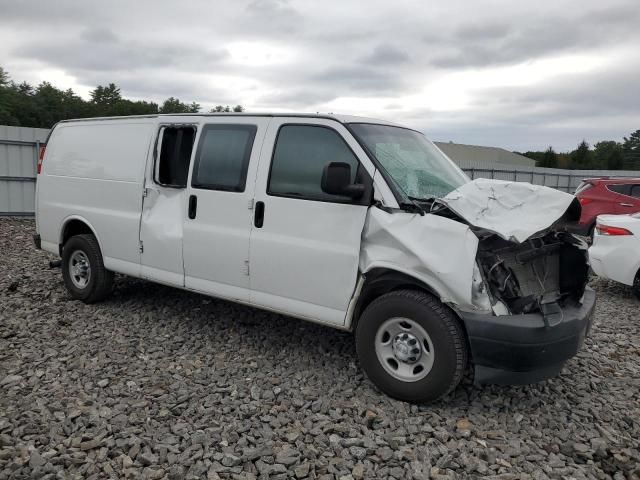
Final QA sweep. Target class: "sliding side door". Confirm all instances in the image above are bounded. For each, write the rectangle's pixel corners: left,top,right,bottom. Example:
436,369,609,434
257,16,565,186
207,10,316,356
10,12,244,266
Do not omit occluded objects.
182,117,269,302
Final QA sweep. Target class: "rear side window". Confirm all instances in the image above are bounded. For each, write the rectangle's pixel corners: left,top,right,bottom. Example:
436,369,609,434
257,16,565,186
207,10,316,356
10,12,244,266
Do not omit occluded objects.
192,124,257,192
607,184,631,196
268,125,359,202
631,185,640,198
156,126,196,187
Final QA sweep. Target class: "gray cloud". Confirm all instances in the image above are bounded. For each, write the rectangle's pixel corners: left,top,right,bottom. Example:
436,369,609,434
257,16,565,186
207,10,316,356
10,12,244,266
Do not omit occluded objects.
14,28,228,73
0,0,638,151
361,44,411,65
240,0,303,36
311,65,405,93
431,4,640,68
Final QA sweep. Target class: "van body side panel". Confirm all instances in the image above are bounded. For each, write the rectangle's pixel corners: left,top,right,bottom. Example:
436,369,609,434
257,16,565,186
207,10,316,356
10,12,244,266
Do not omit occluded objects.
37,121,154,276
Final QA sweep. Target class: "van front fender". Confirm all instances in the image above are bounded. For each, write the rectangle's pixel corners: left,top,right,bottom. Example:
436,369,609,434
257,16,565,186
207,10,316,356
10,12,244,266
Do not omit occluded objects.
359,207,479,310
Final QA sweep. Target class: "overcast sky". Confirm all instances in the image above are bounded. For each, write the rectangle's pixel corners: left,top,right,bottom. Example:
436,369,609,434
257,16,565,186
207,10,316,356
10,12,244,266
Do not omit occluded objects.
1,0,639,151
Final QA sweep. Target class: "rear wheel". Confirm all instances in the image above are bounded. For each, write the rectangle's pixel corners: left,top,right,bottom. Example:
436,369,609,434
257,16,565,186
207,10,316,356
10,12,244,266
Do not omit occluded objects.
62,234,113,303
355,289,468,403
633,271,640,300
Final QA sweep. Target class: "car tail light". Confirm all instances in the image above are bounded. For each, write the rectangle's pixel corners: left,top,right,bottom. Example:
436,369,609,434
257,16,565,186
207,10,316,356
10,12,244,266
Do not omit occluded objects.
37,145,46,174
578,197,592,206
596,223,633,236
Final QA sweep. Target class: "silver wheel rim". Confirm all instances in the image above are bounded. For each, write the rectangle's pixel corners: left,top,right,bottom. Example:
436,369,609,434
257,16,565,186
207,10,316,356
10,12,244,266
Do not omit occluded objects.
69,250,91,289
375,317,435,382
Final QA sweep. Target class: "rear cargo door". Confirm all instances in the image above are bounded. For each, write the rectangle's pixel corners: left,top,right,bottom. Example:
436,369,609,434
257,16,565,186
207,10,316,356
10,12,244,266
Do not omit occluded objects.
182,117,270,302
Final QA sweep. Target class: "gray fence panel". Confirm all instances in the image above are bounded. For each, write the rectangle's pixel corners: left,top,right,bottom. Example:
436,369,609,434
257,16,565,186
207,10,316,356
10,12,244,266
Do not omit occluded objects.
0,125,49,215
461,163,640,192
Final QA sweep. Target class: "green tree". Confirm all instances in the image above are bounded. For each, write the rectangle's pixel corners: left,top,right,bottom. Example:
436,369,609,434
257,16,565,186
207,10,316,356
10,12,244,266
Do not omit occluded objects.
538,147,558,168
593,141,624,170
622,130,640,169
90,83,122,107
0,67,19,125
159,97,200,114
211,105,231,112
569,140,593,169
1,65,243,127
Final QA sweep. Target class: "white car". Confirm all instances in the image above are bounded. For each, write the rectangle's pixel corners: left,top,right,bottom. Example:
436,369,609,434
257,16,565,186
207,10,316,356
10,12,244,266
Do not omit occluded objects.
34,113,596,402
589,213,640,298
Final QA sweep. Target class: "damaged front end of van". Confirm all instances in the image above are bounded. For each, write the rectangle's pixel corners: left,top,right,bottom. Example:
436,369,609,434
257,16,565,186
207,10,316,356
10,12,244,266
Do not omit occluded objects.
360,179,596,385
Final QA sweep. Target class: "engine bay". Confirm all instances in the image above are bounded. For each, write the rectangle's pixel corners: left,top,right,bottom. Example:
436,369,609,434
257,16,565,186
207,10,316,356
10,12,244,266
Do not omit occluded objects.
475,230,589,320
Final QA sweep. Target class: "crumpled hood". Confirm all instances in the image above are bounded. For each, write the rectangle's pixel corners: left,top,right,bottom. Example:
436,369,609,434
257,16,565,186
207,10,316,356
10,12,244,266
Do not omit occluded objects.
436,178,577,243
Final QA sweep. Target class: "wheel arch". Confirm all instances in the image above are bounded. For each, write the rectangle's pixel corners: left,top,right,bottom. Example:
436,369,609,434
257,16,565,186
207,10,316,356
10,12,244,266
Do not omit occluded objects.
348,268,445,332
59,216,102,256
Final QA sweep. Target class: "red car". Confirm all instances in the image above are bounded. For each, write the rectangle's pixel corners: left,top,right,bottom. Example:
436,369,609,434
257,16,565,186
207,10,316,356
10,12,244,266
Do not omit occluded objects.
575,177,640,235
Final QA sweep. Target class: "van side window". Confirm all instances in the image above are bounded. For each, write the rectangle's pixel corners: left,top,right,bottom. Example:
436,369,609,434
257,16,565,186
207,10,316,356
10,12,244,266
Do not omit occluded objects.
156,126,196,187
268,125,359,202
191,124,257,192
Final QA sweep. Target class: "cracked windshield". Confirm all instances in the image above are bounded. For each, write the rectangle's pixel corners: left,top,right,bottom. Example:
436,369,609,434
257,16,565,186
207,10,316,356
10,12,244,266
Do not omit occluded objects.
349,123,468,200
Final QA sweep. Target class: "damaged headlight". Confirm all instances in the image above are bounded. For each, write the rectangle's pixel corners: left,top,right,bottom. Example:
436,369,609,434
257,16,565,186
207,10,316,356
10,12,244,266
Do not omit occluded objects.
471,262,492,312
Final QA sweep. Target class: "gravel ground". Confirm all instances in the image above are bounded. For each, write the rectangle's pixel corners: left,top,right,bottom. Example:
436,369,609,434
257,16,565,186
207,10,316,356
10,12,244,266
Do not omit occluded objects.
1,218,639,480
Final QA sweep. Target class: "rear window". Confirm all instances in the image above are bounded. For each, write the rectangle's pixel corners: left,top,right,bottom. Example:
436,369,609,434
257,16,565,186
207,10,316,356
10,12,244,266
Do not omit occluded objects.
607,184,632,196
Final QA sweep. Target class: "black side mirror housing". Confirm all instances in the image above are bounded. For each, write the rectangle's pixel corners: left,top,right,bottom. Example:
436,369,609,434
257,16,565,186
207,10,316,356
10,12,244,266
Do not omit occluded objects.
321,162,365,199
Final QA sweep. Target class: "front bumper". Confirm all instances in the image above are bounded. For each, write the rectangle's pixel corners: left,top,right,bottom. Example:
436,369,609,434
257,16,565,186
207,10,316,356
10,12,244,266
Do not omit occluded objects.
459,287,596,385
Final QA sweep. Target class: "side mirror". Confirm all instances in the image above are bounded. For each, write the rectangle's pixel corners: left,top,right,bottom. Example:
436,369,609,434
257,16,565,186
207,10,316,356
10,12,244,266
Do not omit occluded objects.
321,162,365,199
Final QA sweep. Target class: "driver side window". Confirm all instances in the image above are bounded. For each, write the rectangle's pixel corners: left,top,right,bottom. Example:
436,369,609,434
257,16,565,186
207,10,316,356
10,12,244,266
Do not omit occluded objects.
268,125,360,202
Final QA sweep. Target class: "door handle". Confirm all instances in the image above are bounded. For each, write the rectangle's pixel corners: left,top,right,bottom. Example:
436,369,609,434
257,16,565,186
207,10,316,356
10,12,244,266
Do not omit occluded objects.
254,201,265,228
188,195,197,219
620,203,634,207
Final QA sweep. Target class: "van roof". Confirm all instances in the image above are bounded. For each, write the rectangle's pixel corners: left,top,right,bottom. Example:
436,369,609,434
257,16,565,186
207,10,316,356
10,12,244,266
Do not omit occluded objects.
56,112,408,129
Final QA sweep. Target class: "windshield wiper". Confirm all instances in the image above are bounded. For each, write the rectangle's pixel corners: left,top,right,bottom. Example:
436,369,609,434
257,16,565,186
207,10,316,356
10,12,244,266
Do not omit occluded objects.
398,200,426,216
408,195,436,204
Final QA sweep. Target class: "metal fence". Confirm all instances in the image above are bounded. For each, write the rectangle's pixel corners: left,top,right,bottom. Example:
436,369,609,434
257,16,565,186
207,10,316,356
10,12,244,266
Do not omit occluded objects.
1,124,639,215
460,164,640,192
0,125,49,215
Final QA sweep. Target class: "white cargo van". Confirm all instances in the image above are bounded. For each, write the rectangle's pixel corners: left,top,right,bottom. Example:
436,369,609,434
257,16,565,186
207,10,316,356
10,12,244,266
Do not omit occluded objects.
35,113,595,402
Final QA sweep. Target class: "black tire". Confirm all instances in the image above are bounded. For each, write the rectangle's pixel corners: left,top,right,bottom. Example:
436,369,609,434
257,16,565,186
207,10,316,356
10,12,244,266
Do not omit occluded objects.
61,234,113,303
356,289,468,403
633,272,640,301
587,223,596,243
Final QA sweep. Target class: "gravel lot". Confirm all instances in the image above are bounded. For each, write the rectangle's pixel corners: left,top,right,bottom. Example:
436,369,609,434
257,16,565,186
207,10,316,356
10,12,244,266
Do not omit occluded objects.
1,218,639,480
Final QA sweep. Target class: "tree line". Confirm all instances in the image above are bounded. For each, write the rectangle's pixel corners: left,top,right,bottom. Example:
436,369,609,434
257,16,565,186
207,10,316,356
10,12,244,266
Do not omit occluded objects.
0,67,243,129
518,134,640,171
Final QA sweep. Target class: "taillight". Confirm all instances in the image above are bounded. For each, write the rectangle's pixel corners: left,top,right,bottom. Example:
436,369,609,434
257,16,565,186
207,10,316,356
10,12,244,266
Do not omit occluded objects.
596,224,633,236
578,197,592,206
37,145,46,174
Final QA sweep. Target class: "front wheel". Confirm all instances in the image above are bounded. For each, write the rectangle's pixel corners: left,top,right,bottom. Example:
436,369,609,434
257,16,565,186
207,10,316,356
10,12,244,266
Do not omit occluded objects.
356,290,468,403
61,234,114,303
